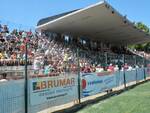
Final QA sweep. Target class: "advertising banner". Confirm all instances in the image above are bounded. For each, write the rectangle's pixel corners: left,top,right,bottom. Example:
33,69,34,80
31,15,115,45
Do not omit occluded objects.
145,67,150,77
125,70,136,83
0,80,25,113
116,71,124,86
81,72,116,97
29,75,78,106
137,68,144,81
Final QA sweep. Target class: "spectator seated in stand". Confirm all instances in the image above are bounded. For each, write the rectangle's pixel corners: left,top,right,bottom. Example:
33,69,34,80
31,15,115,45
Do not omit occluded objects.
114,65,119,71
0,73,8,82
95,64,104,72
107,63,115,72
124,63,129,70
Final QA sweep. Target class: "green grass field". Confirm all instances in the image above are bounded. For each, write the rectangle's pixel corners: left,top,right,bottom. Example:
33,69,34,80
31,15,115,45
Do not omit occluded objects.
76,82,150,113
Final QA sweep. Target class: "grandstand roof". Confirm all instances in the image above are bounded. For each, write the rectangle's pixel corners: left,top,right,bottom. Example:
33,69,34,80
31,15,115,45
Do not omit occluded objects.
37,1,150,45
37,9,80,26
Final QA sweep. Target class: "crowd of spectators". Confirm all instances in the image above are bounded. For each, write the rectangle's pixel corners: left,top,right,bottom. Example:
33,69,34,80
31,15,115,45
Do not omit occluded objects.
0,23,148,80
0,24,34,66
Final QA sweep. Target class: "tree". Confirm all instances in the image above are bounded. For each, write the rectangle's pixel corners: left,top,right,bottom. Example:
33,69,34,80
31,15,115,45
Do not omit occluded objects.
136,22,149,33
129,22,150,52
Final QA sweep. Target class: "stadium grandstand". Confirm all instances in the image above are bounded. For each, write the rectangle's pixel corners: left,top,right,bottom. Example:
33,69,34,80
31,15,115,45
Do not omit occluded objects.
35,1,150,76
0,1,150,113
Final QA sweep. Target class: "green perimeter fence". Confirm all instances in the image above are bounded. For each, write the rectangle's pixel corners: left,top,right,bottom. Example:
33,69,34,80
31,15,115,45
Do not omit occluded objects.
0,51,150,113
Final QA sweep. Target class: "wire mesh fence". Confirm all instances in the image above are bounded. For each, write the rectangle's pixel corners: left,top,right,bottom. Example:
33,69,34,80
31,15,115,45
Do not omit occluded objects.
0,51,150,113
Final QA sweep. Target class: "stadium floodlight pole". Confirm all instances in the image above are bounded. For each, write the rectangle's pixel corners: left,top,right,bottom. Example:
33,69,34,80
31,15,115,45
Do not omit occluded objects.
25,38,28,113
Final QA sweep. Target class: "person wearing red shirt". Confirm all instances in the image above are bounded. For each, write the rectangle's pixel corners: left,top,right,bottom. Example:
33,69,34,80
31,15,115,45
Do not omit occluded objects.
124,63,129,70
108,64,115,72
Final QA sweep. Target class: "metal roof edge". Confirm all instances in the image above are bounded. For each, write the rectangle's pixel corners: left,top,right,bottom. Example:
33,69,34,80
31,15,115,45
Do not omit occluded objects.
36,1,105,29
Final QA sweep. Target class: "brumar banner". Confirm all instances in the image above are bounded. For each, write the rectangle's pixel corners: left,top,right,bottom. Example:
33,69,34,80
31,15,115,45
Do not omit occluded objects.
29,75,78,106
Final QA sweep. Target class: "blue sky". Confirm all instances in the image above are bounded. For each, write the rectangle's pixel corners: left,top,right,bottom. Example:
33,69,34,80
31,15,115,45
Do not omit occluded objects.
0,0,150,30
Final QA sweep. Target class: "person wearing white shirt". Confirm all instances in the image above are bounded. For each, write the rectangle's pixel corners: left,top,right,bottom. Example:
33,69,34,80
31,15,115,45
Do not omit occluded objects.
0,73,8,82
127,66,133,71
96,64,104,72
114,65,119,71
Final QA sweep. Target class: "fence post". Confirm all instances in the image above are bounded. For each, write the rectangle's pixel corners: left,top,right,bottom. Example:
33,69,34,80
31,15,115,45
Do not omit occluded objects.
77,48,81,104
116,55,120,87
105,52,108,65
123,54,126,88
25,41,28,113
143,57,146,80
135,55,138,84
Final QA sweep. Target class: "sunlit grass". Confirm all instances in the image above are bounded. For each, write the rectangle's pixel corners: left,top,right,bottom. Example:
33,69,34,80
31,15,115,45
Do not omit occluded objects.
77,82,150,113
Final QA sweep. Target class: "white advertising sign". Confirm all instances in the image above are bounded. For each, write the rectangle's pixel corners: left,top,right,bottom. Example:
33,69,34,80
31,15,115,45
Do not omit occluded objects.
82,72,116,97
29,75,78,106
